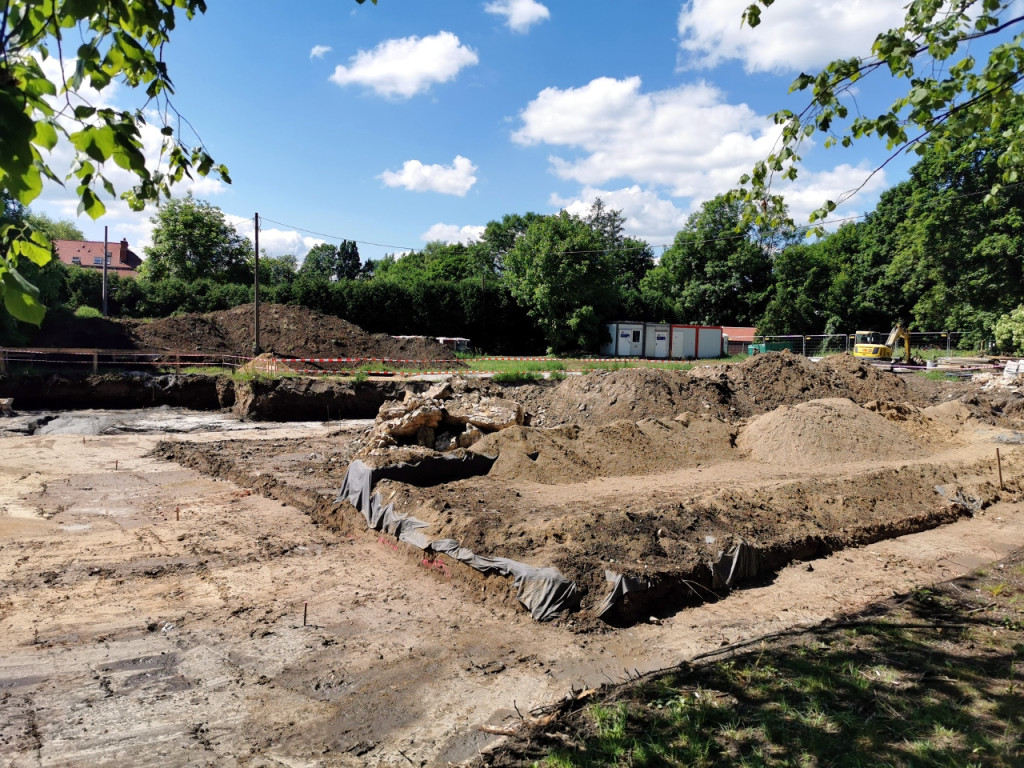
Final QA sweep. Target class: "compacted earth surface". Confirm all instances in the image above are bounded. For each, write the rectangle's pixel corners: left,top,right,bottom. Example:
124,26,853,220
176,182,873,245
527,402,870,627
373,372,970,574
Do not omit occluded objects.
2,337,1024,766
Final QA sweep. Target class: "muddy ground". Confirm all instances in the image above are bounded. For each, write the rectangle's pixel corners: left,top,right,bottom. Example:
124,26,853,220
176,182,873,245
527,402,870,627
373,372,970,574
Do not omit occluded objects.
3,352,1024,766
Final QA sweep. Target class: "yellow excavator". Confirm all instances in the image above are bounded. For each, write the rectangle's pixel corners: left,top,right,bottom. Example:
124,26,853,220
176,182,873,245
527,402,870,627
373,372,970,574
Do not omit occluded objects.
852,325,911,363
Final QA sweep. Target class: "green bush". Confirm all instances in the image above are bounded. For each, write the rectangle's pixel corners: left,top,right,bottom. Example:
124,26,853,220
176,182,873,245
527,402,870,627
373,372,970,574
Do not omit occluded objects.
994,305,1024,354
74,305,102,318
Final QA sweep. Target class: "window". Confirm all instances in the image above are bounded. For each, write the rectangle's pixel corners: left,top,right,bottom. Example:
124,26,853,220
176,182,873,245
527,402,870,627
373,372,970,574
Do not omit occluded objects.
632,330,641,343
71,257,81,265
93,255,111,266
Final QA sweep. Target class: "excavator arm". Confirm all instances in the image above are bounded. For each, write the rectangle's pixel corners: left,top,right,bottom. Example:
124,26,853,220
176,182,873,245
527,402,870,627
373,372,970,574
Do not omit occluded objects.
885,326,911,363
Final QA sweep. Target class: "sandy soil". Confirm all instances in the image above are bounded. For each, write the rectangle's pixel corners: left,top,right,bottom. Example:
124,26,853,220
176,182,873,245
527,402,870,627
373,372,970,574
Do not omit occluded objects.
2,424,1023,767
3,353,1024,766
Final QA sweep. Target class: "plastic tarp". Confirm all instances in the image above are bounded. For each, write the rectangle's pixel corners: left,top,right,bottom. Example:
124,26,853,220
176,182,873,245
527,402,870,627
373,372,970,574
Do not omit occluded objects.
337,457,579,621
596,570,651,617
710,539,761,589
596,538,761,617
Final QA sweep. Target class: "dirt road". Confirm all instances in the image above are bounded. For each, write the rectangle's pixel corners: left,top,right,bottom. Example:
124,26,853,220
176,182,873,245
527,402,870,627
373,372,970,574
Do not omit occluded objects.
2,420,1023,767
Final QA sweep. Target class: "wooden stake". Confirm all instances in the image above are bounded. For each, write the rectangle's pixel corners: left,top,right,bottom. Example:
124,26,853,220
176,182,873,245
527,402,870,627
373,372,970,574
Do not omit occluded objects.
175,507,180,521
997,448,1004,490
303,602,308,627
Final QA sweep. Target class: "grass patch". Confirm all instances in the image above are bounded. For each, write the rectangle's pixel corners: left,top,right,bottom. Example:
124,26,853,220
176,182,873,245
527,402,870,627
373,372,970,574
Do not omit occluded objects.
490,551,1024,768
492,370,544,385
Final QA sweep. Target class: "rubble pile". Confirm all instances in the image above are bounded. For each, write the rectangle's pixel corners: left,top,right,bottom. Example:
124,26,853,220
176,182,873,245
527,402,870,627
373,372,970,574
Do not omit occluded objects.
365,381,523,453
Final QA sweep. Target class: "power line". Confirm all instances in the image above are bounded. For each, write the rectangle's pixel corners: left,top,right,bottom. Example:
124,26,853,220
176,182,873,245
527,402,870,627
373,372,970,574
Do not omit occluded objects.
252,177,1024,259
257,216,417,252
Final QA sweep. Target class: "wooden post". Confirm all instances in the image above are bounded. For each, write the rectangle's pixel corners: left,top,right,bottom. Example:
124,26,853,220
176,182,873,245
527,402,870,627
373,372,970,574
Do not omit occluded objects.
303,602,308,627
997,448,1004,490
92,351,99,373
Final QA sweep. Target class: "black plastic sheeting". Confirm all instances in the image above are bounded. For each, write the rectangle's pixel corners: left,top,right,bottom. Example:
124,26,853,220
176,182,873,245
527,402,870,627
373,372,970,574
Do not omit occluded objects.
337,456,580,621
596,539,761,618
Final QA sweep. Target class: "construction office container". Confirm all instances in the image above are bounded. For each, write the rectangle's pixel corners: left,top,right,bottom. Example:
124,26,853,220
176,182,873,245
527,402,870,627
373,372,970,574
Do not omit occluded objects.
644,323,671,359
601,322,645,357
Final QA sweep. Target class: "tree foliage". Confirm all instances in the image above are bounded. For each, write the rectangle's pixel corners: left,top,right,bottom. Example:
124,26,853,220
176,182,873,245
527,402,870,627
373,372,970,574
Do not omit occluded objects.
0,0,231,322
299,241,361,282
142,194,251,283
741,0,1024,225
641,194,773,326
25,211,85,241
501,210,618,352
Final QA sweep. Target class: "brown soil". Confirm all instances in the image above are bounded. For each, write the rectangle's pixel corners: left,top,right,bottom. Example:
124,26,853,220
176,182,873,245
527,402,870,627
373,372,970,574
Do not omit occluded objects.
4,351,1024,766
30,303,458,364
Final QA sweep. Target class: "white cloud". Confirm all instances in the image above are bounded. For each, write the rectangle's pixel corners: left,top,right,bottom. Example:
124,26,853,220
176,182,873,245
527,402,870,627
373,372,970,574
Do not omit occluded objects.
775,162,888,225
677,0,906,73
379,155,478,196
31,55,229,252
228,215,322,257
513,76,779,198
552,186,692,247
310,44,332,60
329,32,479,98
484,0,550,33
421,223,486,245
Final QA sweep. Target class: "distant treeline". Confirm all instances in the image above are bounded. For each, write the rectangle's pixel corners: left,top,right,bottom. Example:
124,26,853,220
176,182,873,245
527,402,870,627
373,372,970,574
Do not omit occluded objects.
8,104,1024,355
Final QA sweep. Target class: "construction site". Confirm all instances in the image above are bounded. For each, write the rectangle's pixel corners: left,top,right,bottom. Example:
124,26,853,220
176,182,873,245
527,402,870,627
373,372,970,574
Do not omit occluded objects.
2,305,1023,767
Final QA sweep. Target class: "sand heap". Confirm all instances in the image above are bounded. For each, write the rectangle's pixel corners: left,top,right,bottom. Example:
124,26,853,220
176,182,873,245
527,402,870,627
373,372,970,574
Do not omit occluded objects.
737,398,929,464
474,412,739,484
529,352,915,427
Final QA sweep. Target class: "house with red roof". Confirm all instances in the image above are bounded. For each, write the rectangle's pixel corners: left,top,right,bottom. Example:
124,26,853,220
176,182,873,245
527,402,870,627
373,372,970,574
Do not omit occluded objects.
53,239,142,278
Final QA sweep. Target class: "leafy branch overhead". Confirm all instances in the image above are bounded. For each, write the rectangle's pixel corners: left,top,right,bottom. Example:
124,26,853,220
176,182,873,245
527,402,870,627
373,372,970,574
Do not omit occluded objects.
739,0,1024,226
0,0,231,323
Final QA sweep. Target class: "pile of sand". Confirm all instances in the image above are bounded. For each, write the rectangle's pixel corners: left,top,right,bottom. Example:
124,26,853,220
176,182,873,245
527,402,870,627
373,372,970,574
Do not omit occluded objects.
530,353,916,428
737,397,928,465
474,413,738,484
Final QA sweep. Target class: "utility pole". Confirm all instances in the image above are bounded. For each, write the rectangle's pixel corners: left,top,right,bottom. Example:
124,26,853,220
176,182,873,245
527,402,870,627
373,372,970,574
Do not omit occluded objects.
102,225,109,316
253,212,261,355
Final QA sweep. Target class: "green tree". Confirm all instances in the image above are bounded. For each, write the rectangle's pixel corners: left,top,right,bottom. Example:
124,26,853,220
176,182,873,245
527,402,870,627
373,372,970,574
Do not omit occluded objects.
0,0,230,322
299,241,360,281
641,194,773,326
757,242,832,334
994,305,1024,354
25,212,85,241
501,210,617,352
881,105,1024,340
741,0,1024,225
142,194,252,283
259,253,298,286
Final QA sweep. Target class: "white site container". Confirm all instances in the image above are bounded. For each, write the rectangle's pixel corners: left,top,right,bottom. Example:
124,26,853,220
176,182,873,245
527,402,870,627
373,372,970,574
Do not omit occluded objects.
644,323,671,359
605,321,644,357
669,325,725,359
696,327,724,359
670,325,696,359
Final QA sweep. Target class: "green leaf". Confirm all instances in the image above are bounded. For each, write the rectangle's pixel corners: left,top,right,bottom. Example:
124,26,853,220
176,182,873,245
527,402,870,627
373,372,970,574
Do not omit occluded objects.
33,120,59,151
11,232,53,267
77,187,107,219
2,267,46,325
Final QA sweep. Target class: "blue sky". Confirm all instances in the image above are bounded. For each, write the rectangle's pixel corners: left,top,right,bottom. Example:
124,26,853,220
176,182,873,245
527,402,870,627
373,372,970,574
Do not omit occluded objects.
31,0,1008,264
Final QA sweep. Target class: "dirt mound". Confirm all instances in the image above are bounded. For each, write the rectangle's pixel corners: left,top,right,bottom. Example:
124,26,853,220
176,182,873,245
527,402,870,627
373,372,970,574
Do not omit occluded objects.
529,353,916,428
127,303,457,362
530,368,735,426
474,413,738,484
693,351,910,411
737,397,927,464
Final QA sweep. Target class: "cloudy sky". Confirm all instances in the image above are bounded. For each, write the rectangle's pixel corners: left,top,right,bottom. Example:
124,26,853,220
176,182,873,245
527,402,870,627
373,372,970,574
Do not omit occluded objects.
29,0,989,263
